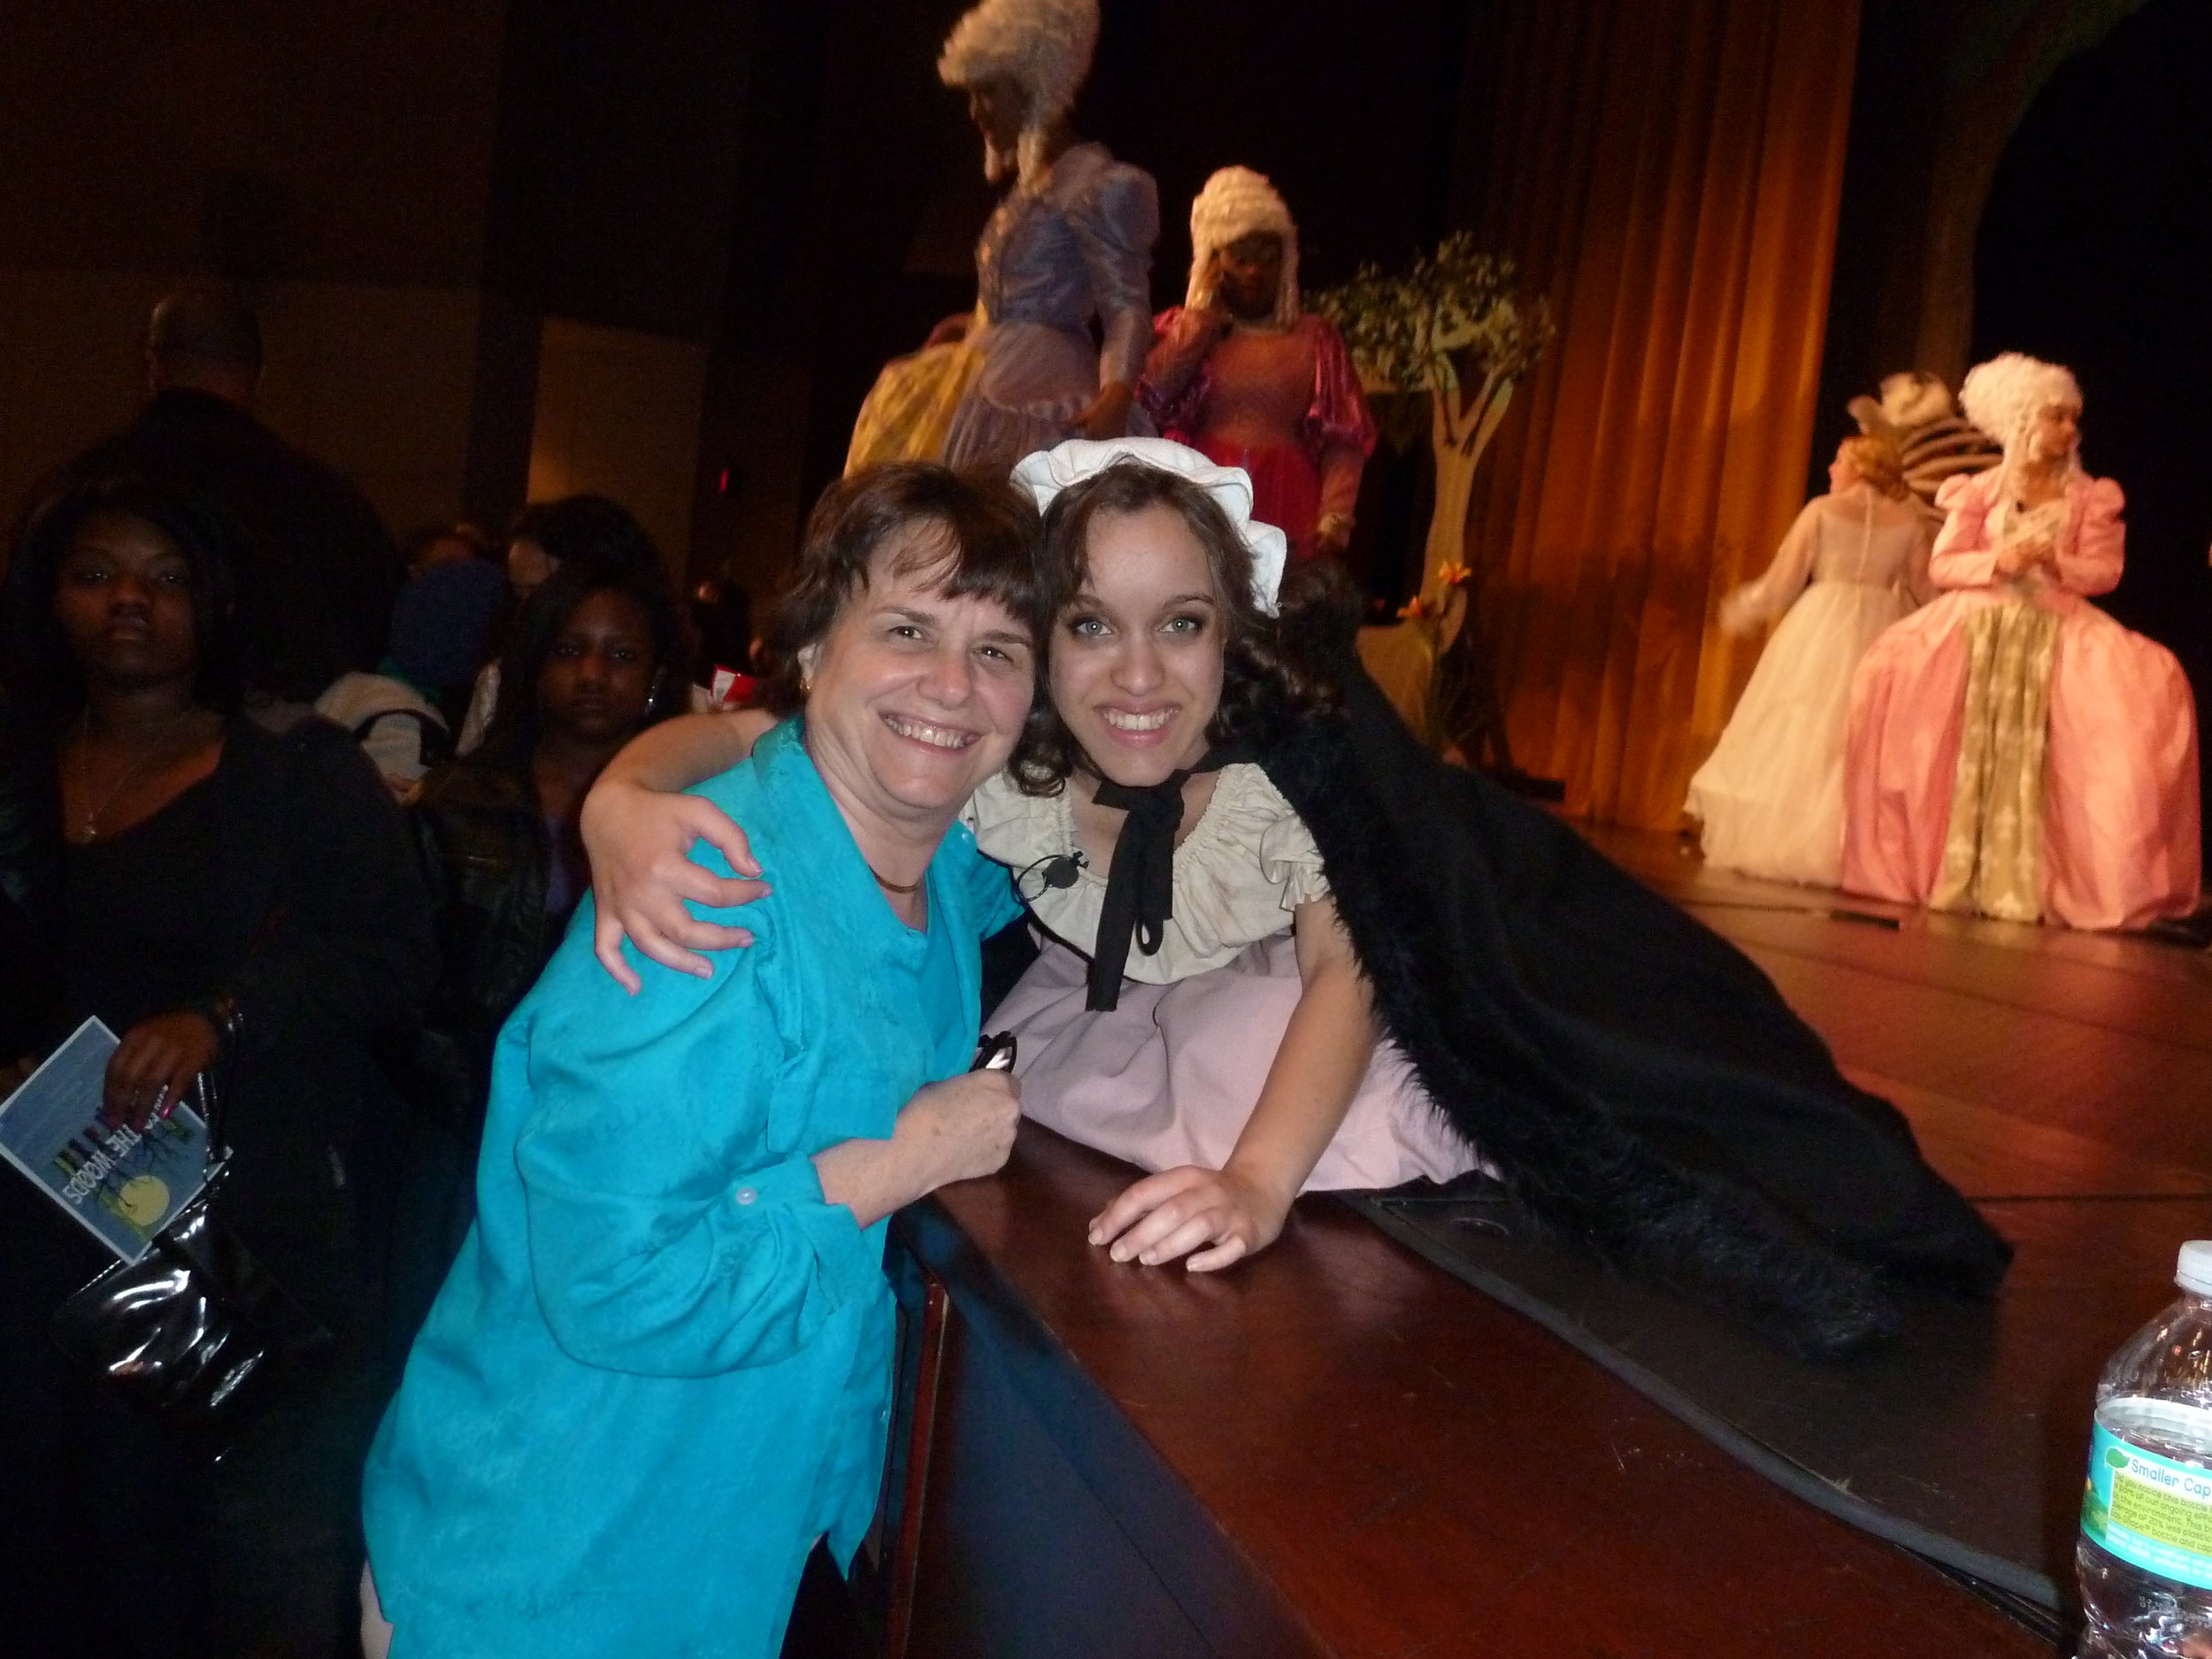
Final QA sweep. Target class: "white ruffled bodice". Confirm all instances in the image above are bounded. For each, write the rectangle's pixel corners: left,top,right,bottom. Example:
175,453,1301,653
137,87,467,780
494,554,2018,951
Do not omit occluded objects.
963,764,1329,983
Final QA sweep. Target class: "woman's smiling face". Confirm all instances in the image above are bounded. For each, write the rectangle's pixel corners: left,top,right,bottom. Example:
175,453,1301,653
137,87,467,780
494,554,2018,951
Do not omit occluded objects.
799,523,1037,831
1049,503,1226,786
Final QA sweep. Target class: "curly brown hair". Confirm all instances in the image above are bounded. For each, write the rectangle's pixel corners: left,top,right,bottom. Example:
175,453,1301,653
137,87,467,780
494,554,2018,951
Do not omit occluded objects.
1012,460,1341,794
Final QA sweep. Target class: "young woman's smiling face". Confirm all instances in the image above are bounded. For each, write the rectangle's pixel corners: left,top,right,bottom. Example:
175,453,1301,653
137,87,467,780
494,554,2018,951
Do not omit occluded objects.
1050,503,1226,786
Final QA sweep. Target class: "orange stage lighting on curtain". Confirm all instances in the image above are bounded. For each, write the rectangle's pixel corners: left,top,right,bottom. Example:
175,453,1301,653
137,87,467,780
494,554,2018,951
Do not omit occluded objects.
1459,0,1861,828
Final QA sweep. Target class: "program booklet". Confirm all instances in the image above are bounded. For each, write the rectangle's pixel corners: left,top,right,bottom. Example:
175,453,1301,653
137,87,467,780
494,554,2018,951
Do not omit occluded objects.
0,1017,214,1263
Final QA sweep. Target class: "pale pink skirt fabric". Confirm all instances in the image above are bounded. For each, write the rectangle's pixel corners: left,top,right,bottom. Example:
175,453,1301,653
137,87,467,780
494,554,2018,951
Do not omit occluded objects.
994,934,1483,1192
1841,586,2200,929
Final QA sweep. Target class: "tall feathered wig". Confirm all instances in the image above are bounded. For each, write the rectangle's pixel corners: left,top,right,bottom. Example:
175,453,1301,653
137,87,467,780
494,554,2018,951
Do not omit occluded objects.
1959,352,2083,472
939,0,1099,190
1185,166,1300,326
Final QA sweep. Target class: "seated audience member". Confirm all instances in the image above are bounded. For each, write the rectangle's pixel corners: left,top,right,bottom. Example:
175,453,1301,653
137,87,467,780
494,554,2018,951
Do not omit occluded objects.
317,556,506,797
457,493,679,752
32,288,404,717
387,556,689,1332
360,465,1040,1656
403,521,492,579
0,478,433,1659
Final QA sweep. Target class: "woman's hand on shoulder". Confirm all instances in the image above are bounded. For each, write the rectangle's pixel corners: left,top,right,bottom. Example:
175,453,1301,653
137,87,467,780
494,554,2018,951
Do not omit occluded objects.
581,776,770,992
1088,1164,1292,1273
104,1010,221,1130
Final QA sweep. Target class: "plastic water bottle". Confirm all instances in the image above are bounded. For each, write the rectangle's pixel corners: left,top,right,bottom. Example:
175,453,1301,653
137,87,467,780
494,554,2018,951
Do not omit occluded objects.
2078,1241,2212,1656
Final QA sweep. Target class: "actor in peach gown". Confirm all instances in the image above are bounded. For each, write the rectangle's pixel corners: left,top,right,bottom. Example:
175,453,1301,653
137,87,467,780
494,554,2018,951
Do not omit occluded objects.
1841,356,2199,929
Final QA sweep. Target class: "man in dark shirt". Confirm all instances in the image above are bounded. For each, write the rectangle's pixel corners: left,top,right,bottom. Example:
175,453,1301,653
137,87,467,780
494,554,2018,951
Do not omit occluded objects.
37,288,404,715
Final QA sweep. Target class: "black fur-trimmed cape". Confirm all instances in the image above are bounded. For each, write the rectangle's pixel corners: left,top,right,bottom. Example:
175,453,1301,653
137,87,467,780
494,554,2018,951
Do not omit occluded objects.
1250,666,2011,1360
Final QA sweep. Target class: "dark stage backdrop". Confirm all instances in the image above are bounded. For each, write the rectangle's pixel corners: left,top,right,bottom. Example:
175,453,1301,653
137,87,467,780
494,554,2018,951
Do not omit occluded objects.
1970,0,2212,842
700,0,1861,832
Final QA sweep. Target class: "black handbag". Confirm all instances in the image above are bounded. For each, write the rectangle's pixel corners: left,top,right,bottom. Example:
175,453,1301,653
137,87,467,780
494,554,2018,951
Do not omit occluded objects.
49,1068,335,1455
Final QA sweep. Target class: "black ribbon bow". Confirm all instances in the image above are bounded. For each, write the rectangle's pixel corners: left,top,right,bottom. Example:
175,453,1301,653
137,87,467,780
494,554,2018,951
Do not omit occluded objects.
1084,743,1249,1011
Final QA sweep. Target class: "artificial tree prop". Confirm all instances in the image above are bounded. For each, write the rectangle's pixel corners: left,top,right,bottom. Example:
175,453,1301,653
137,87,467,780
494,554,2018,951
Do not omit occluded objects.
1310,234,1552,610
1310,235,1554,780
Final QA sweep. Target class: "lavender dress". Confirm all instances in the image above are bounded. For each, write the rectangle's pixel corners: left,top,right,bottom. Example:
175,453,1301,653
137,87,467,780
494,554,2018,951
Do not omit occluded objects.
942,144,1161,474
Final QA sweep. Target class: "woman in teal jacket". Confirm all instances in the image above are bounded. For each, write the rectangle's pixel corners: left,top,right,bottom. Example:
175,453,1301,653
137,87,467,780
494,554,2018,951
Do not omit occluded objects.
360,465,1047,1657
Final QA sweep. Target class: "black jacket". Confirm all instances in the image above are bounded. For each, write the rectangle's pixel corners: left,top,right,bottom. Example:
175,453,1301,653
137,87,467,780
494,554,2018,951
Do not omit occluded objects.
403,751,568,1138
0,716,434,1324
1251,664,2011,1358
39,389,403,702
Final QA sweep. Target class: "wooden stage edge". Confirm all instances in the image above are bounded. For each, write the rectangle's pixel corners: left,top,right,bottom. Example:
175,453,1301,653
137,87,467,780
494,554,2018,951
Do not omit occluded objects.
857,827,2212,1657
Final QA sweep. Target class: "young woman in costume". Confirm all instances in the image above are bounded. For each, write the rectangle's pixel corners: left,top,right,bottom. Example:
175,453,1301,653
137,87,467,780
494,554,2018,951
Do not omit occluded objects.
1842,354,2200,928
846,0,1159,474
582,440,2008,1355
1139,167,1377,564
1684,429,1930,887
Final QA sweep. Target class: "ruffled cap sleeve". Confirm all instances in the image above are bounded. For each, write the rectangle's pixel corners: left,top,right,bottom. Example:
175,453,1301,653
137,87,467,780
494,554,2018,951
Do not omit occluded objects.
1302,316,1379,459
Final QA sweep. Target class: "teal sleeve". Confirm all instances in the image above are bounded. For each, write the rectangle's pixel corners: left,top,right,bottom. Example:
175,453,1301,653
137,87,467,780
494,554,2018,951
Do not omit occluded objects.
511,899,885,1378
957,834,1025,938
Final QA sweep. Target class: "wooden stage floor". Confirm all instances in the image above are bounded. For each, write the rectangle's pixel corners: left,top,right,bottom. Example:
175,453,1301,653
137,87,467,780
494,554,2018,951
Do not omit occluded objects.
879,826,2212,1657
1577,825,2212,1196
1582,826,2212,1609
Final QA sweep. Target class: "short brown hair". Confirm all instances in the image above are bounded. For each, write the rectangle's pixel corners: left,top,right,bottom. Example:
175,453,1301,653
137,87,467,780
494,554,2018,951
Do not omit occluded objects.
1013,460,1340,792
757,464,1048,715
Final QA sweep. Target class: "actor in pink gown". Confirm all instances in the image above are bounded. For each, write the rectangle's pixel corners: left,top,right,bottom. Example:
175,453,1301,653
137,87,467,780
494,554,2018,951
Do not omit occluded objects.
1841,355,2200,929
1139,168,1376,562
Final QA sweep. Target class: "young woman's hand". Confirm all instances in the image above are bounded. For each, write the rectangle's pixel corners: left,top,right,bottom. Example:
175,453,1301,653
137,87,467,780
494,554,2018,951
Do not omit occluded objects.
1088,1164,1293,1273
104,1010,222,1129
581,777,771,990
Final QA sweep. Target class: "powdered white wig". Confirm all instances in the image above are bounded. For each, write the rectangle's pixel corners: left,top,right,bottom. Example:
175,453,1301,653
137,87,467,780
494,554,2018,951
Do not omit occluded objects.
1959,352,2083,468
939,0,1098,189
1186,166,1300,326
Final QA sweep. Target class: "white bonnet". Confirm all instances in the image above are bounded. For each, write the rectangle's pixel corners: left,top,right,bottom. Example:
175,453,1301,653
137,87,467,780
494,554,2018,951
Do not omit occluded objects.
1010,438,1288,615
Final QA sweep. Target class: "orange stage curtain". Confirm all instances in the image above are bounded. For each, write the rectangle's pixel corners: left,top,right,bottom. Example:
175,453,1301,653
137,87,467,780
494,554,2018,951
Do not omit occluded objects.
1458,0,1862,827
